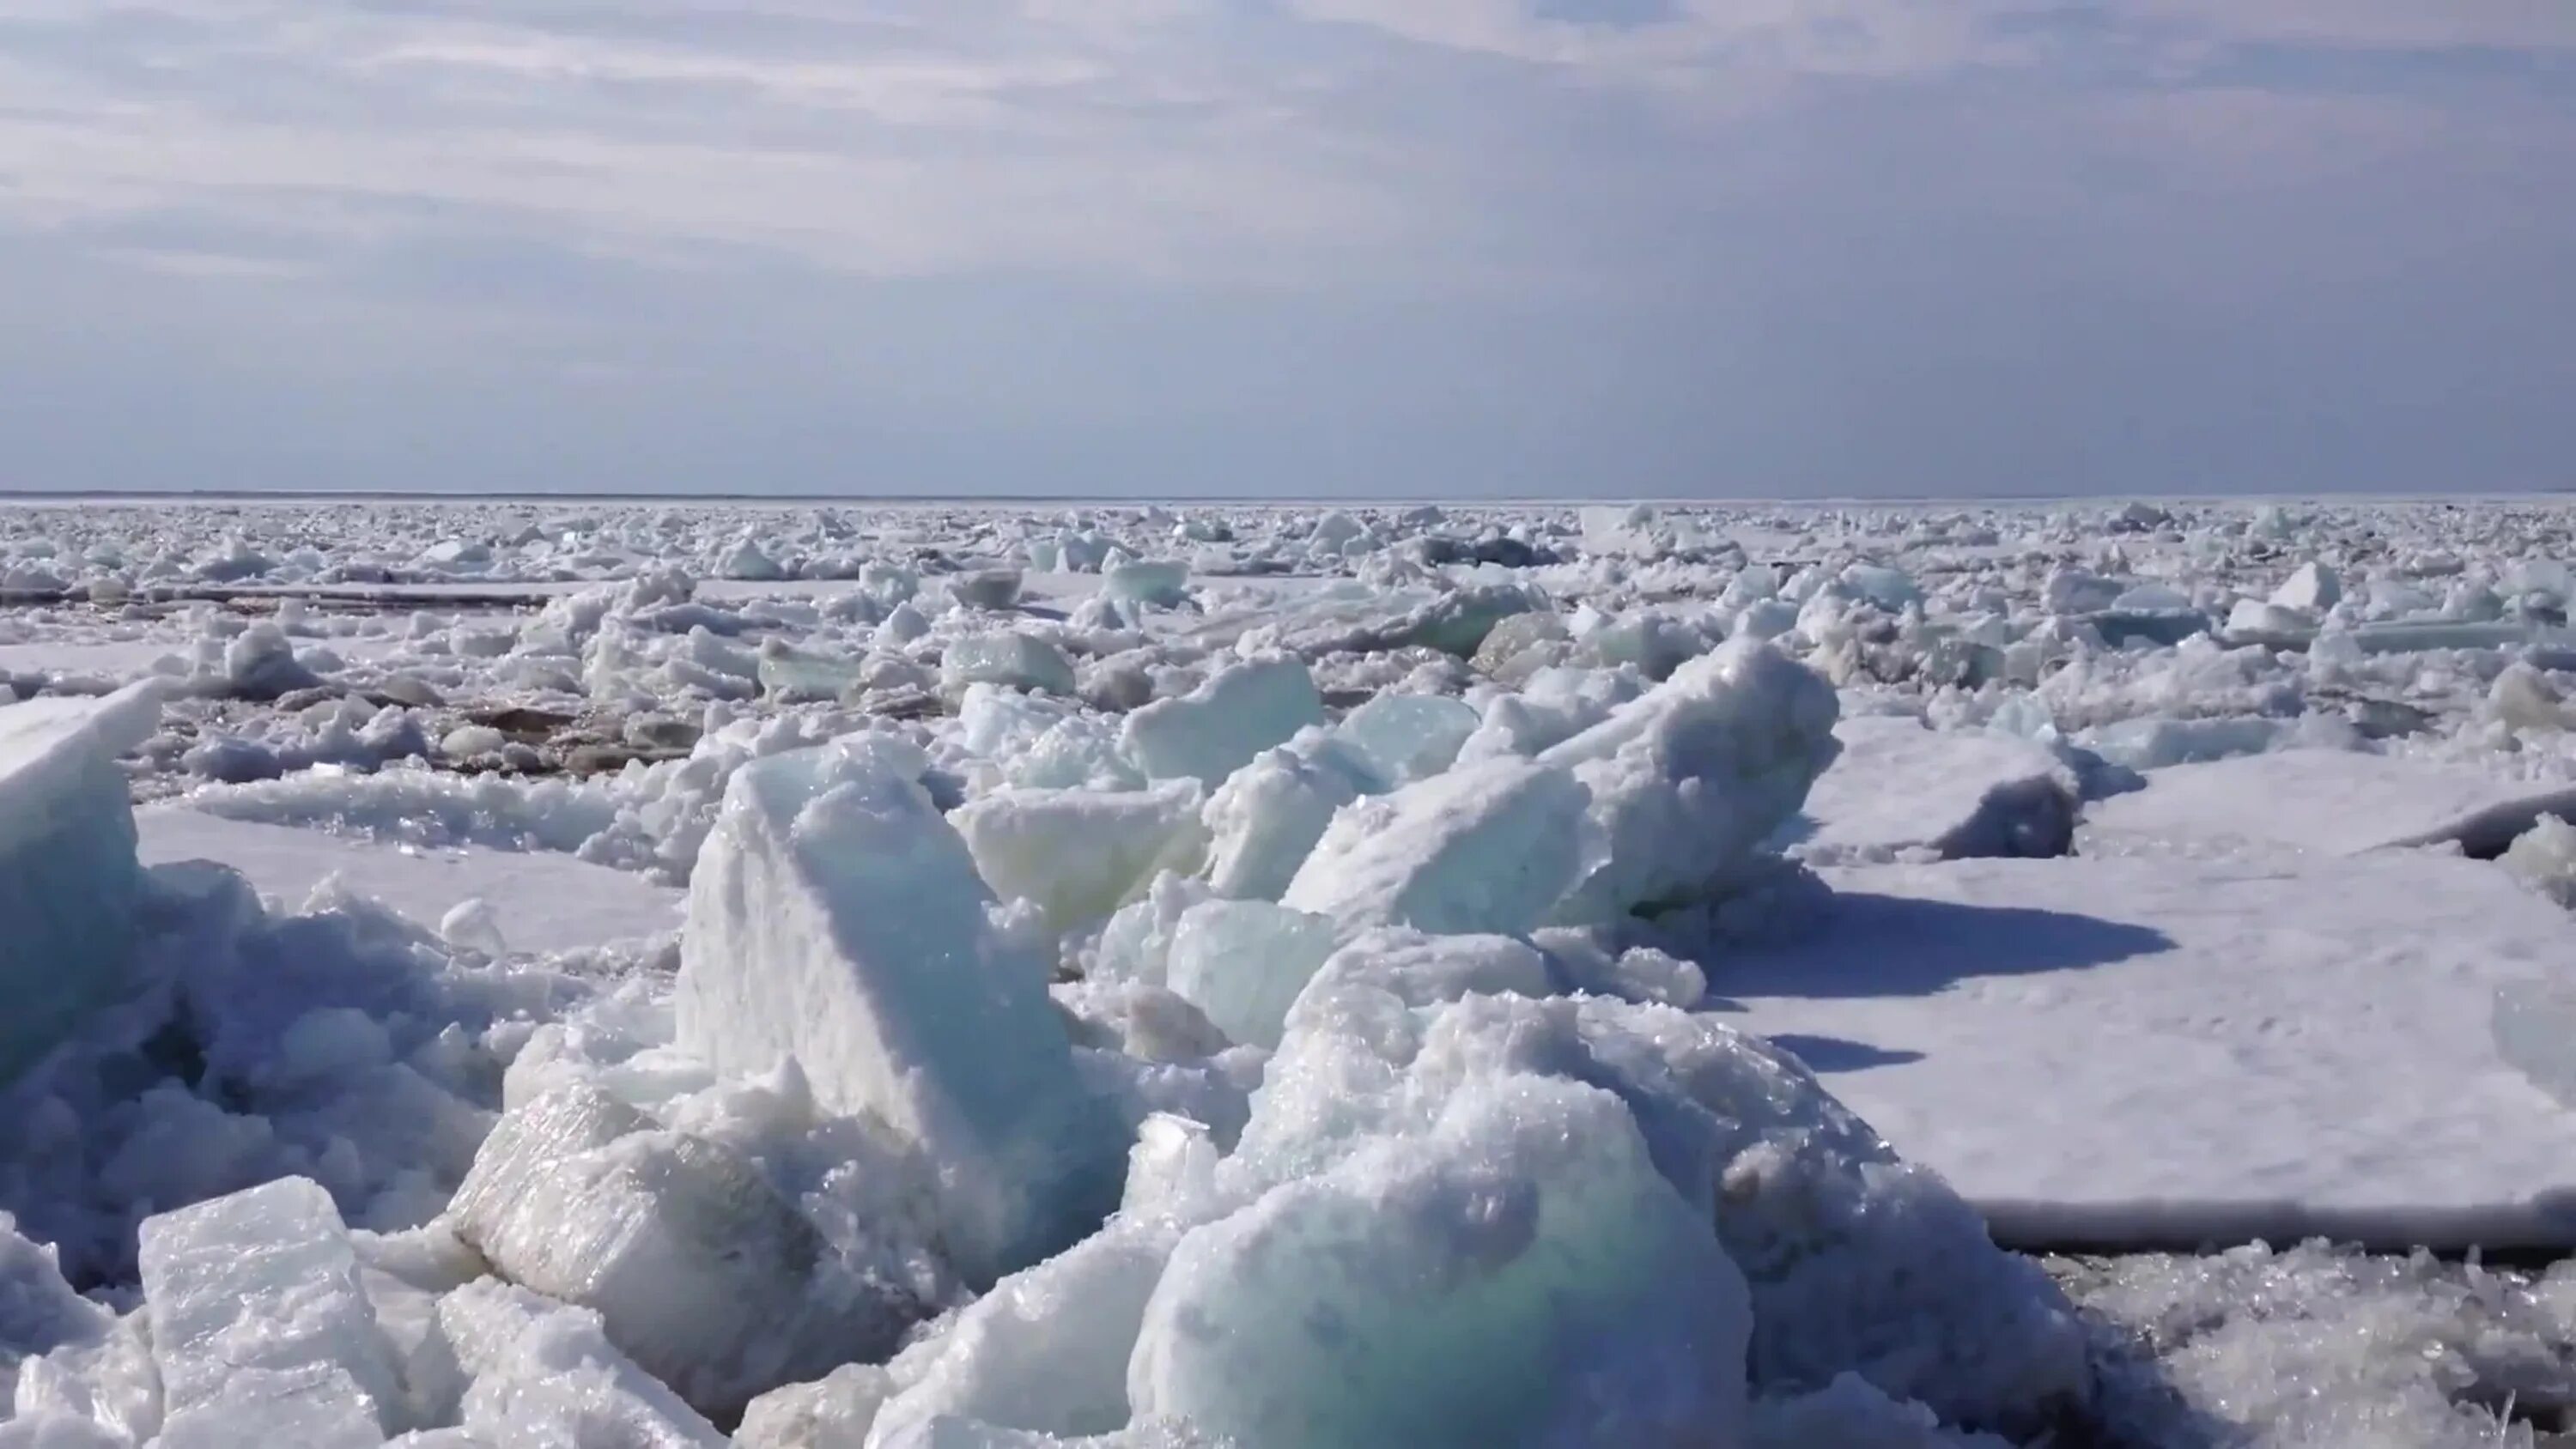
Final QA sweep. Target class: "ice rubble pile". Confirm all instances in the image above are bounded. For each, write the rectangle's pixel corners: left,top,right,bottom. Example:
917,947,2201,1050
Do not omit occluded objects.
0,641,2105,1447
99,495,2576,900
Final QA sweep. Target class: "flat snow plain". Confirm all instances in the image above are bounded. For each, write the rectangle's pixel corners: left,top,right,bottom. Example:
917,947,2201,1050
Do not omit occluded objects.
10,497,2576,1446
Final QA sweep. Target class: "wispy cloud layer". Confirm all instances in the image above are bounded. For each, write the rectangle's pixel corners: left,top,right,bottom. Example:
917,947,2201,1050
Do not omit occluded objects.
2,1,2571,494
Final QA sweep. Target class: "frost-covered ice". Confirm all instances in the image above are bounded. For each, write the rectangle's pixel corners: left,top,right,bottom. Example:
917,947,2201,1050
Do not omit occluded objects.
15,495,2576,1445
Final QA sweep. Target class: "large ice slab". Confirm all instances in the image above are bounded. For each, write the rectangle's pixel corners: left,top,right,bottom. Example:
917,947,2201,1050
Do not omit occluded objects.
951,783,1208,935
137,808,685,952
1120,656,1324,786
675,740,1123,1283
939,633,1077,696
1720,851,2576,1250
1538,639,1841,923
445,1082,911,1422
0,682,161,1083
1279,757,1593,937
1781,715,2078,863
136,1177,405,1435
2081,748,2576,858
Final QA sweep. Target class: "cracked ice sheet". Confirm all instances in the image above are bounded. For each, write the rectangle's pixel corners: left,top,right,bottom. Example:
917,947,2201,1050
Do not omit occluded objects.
137,807,684,953
1778,713,2077,864
1716,850,2576,1252
2080,748,2576,858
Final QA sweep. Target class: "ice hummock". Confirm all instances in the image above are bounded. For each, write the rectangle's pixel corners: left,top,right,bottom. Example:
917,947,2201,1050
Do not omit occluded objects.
0,682,163,1085
1538,637,1842,924
674,738,1125,1285
1128,1076,1755,1448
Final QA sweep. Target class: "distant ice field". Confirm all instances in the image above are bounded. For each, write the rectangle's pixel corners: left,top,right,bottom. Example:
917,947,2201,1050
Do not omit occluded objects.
9,494,2576,1446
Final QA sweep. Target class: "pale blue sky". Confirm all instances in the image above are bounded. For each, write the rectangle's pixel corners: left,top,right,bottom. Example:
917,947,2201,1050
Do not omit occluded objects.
3,0,2572,498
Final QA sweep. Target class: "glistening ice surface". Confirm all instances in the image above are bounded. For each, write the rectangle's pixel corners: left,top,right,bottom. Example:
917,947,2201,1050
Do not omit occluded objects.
8,497,2576,1446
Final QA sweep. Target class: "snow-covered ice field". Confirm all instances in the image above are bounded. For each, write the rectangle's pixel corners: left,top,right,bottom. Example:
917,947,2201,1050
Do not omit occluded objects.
13,496,2576,1446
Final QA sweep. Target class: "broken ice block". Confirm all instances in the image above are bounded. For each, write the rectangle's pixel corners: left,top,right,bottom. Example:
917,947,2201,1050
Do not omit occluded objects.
1840,563,1923,611
136,1177,404,1435
1121,1114,1220,1221
951,569,1024,611
0,1415,133,1449
951,783,1210,934
1538,638,1840,924
758,641,870,704
446,1083,911,1421
734,1362,895,1449
1129,1078,1753,1448
1163,900,1340,1050
940,634,1077,696
1104,559,1189,609
1198,743,1366,902
1285,931,1554,1034
1331,693,1479,788
676,743,1124,1283
0,1219,108,1419
1786,715,2078,863
9,1313,159,1444
2221,597,2318,646
437,1280,727,1448
0,681,162,1085
1121,656,1324,785
2503,815,2576,909
1281,757,1593,937
2271,561,2342,614
155,1365,384,1449
872,1220,1182,1444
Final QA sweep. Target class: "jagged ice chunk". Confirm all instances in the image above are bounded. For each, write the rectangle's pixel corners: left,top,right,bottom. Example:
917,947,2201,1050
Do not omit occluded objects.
675,740,1122,1283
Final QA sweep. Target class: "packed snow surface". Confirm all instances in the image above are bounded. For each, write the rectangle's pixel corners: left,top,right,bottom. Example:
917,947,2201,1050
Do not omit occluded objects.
2082,747,2576,858
1722,849,2576,1252
13,495,2576,1446
1783,712,2079,864
134,808,685,954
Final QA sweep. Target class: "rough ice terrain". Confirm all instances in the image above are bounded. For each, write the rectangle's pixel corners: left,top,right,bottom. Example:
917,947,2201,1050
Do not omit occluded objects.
12,496,2576,1446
